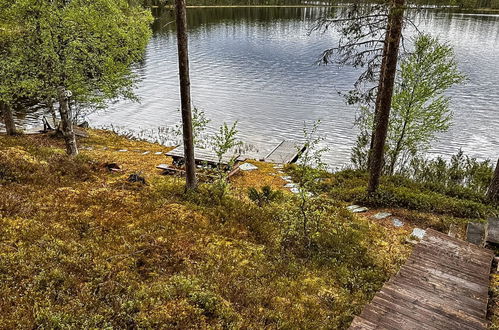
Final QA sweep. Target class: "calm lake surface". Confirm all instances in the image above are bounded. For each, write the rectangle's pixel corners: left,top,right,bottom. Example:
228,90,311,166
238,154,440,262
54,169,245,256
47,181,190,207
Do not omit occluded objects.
85,7,499,168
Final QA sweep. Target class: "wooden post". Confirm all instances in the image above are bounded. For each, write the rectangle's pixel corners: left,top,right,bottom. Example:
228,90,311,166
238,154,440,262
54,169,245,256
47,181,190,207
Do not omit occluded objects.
487,157,499,203
367,0,405,193
57,87,78,156
175,0,197,191
1,101,17,136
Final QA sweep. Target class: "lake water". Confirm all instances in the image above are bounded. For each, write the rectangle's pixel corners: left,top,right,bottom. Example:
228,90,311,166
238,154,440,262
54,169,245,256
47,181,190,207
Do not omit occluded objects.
83,7,497,167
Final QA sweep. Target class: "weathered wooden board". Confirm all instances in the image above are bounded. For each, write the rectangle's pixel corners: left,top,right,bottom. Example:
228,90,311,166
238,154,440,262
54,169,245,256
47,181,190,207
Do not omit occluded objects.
166,145,244,166
264,140,305,164
349,228,494,330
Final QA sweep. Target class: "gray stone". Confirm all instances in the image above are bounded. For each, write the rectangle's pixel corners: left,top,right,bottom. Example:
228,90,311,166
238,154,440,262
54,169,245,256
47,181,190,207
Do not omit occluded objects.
154,151,163,155
346,205,369,213
239,163,259,171
373,212,392,220
392,218,404,227
411,228,426,240
142,151,150,155
467,221,488,246
118,149,128,152
290,187,300,194
352,207,369,213
280,176,293,183
346,205,361,211
284,183,298,188
487,217,499,244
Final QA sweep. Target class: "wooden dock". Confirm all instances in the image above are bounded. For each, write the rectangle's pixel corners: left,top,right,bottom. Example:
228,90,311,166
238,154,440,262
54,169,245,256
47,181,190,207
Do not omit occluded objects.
350,228,494,330
166,145,245,167
264,140,305,164
165,140,306,167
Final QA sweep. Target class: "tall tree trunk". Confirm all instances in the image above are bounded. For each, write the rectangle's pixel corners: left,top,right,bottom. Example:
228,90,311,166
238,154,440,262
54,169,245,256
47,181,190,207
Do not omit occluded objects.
487,157,499,203
367,0,405,193
1,101,17,136
175,0,197,191
57,87,78,156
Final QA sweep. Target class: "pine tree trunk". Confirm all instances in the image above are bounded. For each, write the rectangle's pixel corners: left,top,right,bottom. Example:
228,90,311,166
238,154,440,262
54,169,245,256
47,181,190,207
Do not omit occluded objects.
367,0,405,193
1,101,17,136
175,0,197,191
57,87,78,156
487,158,499,202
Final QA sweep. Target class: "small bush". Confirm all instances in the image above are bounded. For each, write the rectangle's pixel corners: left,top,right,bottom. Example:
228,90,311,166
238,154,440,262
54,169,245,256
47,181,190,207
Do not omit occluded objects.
324,170,497,220
247,185,283,207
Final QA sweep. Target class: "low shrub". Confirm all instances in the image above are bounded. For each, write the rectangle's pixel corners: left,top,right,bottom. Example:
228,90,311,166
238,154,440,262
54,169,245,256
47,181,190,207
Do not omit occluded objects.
247,185,283,206
323,169,497,220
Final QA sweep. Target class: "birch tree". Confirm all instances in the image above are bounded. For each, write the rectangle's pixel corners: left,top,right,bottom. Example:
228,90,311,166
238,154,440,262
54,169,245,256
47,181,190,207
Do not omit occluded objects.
1,0,152,154
352,35,465,175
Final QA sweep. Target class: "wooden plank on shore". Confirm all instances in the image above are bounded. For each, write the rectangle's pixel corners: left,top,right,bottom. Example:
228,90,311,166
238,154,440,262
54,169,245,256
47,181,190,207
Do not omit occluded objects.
376,288,487,330
349,228,493,330
166,145,243,166
349,317,378,330
264,140,305,164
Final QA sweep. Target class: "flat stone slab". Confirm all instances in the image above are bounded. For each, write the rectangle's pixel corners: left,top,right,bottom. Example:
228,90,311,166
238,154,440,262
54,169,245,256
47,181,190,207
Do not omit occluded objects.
392,218,404,227
154,152,163,155
346,205,361,211
239,163,258,171
411,228,426,240
487,217,499,244
280,176,293,182
118,149,128,152
284,183,298,188
346,205,369,213
466,222,488,246
373,212,392,220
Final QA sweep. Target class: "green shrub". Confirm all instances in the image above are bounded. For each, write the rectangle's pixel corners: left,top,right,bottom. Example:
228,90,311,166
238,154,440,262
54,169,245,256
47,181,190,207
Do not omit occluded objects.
164,275,241,327
247,185,283,207
323,170,498,220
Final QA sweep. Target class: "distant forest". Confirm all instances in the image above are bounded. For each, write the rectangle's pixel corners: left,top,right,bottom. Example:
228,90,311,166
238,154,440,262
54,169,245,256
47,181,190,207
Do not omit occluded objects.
142,0,499,9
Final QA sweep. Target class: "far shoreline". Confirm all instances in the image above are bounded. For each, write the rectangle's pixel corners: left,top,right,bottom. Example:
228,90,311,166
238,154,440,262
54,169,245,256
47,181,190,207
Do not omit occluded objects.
151,4,499,13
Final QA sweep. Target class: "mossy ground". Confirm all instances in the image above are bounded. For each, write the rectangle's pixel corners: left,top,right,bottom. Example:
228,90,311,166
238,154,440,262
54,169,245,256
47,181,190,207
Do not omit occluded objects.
0,129,414,329
1,128,494,328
